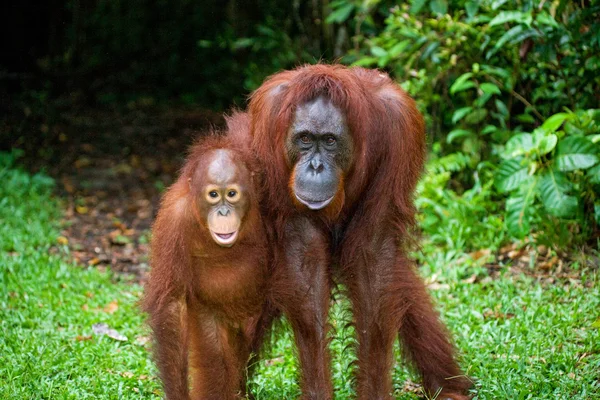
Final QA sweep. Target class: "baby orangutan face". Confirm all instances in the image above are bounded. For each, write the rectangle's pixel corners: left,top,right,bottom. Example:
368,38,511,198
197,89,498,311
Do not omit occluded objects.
193,149,251,247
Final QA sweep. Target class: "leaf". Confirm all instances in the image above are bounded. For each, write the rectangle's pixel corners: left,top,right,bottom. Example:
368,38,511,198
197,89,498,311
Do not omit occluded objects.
494,25,523,50
104,301,119,314
465,109,488,124
495,99,509,117
495,159,530,192
488,26,540,59
482,125,497,135
475,92,493,108
232,38,254,50
532,129,558,155
509,28,541,45
555,136,599,171
538,134,558,155
447,129,473,144
410,0,427,14
492,0,508,10
489,11,532,27
595,203,600,225
450,72,474,95
352,57,378,67
505,180,537,237
326,2,354,24
504,133,534,158
538,171,578,217
588,164,600,184
429,0,448,15
388,40,410,58
370,46,387,58
452,106,473,124
541,113,570,133
92,323,127,341
517,113,536,124
480,83,501,95
592,318,600,329
564,121,585,136
535,11,558,27
466,0,479,19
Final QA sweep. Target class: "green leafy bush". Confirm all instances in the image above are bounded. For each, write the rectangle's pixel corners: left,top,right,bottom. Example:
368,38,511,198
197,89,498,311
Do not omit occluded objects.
494,109,599,243
335,0,600,249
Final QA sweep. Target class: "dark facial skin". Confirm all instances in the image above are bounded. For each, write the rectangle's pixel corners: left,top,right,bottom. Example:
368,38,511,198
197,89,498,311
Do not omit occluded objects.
192,149,250,247
286,96,353,210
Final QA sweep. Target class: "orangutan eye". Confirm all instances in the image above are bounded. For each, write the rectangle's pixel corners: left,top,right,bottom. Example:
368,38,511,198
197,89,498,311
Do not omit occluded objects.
299,134,311,144
209,191,219,198
227,190,237,198
325,135,336,146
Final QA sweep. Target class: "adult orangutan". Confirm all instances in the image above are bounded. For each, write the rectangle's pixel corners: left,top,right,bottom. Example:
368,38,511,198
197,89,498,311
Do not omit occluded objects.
248,64,471,399
142,113,270,399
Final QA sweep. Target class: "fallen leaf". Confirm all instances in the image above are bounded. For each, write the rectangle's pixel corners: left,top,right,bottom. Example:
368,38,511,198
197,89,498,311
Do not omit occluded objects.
111,234,132,245
57,236,69,245
507,249,524,259
135,336,150,346
76,335,93,341
113,221,127,230
76,205,89,214
74,157,92,168
402,380,422,394
104,301,119,314
428,283,450,290
264,356,284,366
92,323,127,341
470,249,491,261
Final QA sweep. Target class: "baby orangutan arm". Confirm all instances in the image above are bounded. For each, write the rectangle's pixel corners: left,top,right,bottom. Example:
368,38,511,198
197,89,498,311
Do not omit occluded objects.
142,181,193,400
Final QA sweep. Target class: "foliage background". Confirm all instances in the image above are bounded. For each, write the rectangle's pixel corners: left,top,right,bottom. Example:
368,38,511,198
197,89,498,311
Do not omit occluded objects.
1,1,599,398
2,0,598,249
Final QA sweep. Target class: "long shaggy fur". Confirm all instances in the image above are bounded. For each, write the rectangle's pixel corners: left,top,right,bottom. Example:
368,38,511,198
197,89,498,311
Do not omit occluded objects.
248,64,471,399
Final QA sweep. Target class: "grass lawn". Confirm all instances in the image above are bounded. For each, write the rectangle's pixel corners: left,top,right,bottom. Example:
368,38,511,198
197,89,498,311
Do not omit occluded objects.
1,157,598,399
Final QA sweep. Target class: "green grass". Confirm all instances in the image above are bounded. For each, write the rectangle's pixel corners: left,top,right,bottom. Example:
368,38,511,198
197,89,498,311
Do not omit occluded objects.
0,157,160,399
1,154,599,399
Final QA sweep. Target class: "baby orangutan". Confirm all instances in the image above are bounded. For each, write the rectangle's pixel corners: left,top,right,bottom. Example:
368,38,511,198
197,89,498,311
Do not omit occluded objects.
143,113,269,400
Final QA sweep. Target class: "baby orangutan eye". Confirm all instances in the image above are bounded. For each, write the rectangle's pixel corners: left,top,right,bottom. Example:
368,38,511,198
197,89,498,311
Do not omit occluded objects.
209,191,219,198
227,190,237,198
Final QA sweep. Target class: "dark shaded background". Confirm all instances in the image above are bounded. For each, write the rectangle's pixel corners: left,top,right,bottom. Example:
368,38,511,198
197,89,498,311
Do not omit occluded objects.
0,0,357,275
1,1,598,272
0,0,342,112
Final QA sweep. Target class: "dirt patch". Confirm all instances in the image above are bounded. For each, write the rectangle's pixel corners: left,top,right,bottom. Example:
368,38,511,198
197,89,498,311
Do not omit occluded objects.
18,106,224,283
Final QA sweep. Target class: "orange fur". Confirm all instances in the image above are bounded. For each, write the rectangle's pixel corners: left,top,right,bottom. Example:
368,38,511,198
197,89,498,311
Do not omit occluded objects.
142,113,271,400
248,65,471,399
